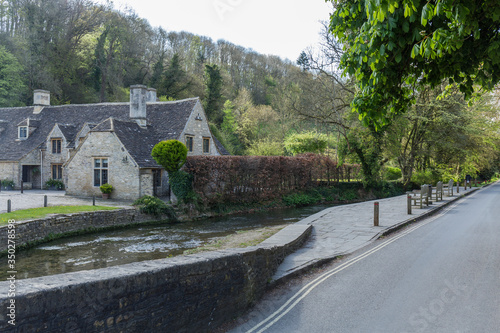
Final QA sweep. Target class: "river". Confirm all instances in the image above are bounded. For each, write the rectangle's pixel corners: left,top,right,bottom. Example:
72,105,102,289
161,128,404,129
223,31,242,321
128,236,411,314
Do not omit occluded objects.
0,205,329,280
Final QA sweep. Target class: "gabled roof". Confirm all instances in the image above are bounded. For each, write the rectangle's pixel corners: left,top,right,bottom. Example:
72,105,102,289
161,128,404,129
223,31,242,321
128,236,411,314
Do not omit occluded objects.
0,98,199,162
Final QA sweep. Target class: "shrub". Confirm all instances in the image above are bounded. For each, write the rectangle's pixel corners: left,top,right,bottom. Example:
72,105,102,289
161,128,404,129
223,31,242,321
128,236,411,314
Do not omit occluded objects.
133,195,177,219
151,140,188,173
383,166,402,181
282,192,319,207
99,183,113,194
169,170,195,203
411,169,442,185
1,179,15,188
45,179,64,190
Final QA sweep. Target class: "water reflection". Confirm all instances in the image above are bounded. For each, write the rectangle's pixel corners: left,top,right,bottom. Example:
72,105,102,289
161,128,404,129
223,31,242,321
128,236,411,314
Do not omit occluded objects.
0,205,329,280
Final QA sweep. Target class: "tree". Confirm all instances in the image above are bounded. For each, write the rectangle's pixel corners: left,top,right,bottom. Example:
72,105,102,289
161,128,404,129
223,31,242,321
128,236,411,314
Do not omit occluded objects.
329,0,500,128
284,132,329,156
159,53,192,99
204,64,224,124
0,45,26,106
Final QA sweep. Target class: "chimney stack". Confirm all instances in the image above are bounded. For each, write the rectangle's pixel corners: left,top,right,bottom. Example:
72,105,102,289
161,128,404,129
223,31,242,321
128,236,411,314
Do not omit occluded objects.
147,88,157,102
33,90,50,114
130,85,147,127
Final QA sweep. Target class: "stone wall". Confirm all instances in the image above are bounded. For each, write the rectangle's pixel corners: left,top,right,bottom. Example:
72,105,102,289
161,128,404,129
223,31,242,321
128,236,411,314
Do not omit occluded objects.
0,162,18,186
0,208,166,252
0,220,311,332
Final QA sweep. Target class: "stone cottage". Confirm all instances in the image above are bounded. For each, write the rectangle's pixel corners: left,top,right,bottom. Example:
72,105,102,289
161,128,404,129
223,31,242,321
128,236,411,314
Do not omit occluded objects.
0,85,228,199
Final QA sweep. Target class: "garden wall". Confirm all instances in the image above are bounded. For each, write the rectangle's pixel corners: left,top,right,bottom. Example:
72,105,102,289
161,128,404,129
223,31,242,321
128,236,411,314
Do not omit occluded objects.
0,223,311,332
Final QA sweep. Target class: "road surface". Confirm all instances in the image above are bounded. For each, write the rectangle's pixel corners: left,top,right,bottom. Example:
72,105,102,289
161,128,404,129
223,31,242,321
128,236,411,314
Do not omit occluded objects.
229,183,500,333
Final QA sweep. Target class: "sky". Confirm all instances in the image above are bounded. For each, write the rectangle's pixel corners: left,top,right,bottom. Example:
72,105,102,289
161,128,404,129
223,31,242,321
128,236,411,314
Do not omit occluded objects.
104,0,333,62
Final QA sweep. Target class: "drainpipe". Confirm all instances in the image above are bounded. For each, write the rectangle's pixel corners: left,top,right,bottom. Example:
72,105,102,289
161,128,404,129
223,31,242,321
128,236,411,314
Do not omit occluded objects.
40,150,43,189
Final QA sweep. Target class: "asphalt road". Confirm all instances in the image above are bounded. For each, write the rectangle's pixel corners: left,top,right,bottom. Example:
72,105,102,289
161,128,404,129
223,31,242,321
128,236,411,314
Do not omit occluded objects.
229,183,500,333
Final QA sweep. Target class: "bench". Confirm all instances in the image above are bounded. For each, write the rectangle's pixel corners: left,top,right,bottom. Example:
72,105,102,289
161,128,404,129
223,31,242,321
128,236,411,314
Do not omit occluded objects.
442,179,454,197
432,181,443,202
409,184,431,209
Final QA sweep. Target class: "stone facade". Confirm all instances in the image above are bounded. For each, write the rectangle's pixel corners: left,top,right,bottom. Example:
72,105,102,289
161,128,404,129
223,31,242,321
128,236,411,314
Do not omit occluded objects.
66,132,140,200
182,101,220,156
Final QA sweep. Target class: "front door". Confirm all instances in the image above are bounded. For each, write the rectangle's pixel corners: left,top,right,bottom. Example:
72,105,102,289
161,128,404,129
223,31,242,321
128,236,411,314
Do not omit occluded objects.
22,165,31,183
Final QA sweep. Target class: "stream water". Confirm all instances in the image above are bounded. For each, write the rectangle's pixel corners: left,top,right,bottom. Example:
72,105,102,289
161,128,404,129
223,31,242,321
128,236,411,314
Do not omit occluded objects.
0,205,329,280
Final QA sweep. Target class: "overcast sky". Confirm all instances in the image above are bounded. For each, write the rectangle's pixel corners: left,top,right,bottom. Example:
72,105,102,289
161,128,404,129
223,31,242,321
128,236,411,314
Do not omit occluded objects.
104,0,333,62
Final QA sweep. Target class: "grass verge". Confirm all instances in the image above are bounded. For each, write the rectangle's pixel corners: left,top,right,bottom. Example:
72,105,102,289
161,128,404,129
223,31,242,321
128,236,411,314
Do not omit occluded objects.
0,205,119,225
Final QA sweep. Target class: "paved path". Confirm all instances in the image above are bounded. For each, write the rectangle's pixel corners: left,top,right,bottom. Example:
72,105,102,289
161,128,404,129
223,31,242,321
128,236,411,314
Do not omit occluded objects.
272,185,478,283
0,190,133,214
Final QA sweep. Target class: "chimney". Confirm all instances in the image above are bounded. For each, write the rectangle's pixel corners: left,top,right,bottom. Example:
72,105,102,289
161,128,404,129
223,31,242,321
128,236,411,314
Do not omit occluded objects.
147,88,157,102
130,85,147,127
33,90,50,114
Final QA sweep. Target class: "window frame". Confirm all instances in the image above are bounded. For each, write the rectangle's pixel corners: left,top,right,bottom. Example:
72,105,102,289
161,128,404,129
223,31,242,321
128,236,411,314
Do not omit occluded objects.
51,138,62,154
185,135,194,152
93,157,109,187
51,164,63,180
203,137,210,154
18,126,28,139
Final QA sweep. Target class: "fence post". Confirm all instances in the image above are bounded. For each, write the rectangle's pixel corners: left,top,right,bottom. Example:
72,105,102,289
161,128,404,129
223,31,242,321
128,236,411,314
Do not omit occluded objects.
374,202,379,227
456,181,459,194
44,195,48,207
407,195,412,215
7,199,11,213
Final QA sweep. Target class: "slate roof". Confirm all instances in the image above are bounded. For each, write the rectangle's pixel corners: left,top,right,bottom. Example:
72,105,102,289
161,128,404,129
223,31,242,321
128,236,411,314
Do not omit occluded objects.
0,98,203,164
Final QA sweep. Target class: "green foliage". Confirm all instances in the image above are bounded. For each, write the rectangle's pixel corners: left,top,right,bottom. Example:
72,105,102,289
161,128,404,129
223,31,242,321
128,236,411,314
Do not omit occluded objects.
329,0,500,128
45,179,64,190
204,64,224,124
1,179,15,188
284,131,329,155
133,195,176,219
0,45,26,107
383,167,402,181
246,138,284,156
282,192,321,207
99,183,113,193
411,169,442,185
169,170,195,203
151,140,188,173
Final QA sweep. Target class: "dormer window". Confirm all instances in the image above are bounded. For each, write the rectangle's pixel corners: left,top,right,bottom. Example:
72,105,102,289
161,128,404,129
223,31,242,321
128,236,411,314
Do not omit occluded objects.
19,126,28,139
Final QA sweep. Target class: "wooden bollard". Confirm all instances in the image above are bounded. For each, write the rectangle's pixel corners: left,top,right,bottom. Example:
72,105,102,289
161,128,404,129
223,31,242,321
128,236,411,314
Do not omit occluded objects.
92,195,96,206
21,180,23,193
7,199,11,213
374,202,379,227
457,181,459,194
407,195,412,215
44,195,48,207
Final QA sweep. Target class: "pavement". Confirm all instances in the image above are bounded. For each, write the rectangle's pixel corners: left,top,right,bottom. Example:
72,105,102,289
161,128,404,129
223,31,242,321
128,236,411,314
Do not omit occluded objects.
269,184,479,284
0,190,133,214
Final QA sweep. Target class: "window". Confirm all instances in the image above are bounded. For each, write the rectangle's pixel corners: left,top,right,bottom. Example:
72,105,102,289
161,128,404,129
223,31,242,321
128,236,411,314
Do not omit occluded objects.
19,126,28,139
93,158,108,186
51,139,62,154
203,137,210,154
52,164,63,180
185,135,194,152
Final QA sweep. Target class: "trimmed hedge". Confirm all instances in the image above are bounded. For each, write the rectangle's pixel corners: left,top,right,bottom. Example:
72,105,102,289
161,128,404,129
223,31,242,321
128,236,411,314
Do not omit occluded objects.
184,154,361,207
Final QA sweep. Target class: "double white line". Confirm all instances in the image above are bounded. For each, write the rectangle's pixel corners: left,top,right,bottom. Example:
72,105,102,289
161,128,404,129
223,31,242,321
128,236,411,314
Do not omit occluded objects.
246,202,460,333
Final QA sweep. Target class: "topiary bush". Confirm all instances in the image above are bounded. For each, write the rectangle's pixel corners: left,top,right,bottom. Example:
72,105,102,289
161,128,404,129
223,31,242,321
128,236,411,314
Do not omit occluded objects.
151,140,188,173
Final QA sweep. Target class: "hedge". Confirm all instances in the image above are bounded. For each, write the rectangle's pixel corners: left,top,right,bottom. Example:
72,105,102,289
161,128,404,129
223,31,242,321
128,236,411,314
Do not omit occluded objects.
184,154,361,207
